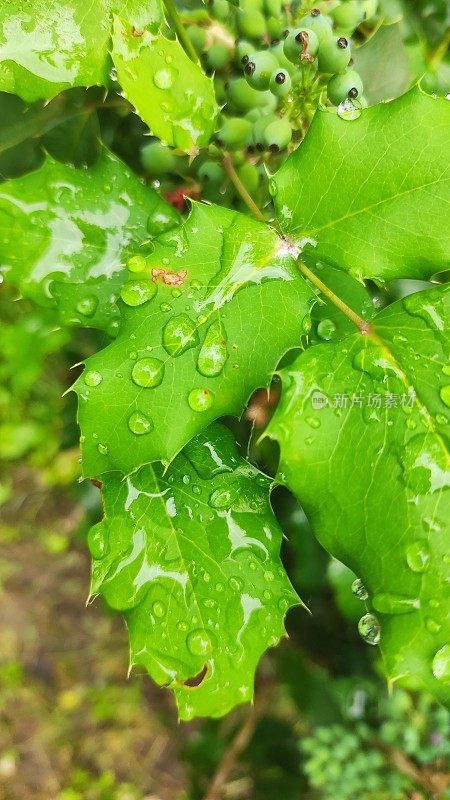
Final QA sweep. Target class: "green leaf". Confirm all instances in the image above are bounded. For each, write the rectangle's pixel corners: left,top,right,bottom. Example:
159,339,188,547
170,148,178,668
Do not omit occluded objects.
111,19,219,153
353,23,410,105
272,88,450,282
88,423,299,720
0,1,163,102
266,284,450,703
0,149,180,334
74,202,315,476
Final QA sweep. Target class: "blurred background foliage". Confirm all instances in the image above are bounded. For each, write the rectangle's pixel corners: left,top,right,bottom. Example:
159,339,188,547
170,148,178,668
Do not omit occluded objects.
0,0,449,797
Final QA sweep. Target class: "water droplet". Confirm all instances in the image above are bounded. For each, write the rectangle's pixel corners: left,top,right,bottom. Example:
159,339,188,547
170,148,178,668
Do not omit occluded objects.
337,97,362,120
127,254,147,273
305,416,320,429
406,418,417,430
403,292,445,332
84,370,103,387
97,443,108,455
263,589,272,600
351,578,368,601
268,178,278,197
191,280,202,291
278,597,289,612
76,294,98,318
406,541,431,573
426,617,441,634
192,485,202,495
88,524,109,559
171,288,182,298
128,410,154,435
358,613,381,645
209,483,239,509
302,316,312,334
436,413,448,425
399,434,450,494
153,67,176,89
264,570,275,582
152,601,166,618
186,629,214,656
229,577,242,592
440,385,450,408
121,279,157,307
372,593,419,615
442,364,450,377
131,357,164,388
215,582,224,592
109,67,118,81
317,318,337,341
432,645,450,684
197,320,228,377
177,621,188,632
182,474,190,485
188,388,214,412
163,314,199,357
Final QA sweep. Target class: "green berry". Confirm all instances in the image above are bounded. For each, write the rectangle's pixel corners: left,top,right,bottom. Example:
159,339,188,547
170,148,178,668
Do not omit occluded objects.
236,8,267,39
362,0,379,20
283,28,319,64
237,162,259,193
216,117,253,150
327,70,364,105
252,114,278,149
262,116,292,152
318,35,352,74
241,0,264,10
234,39,254,65
211,0,229,20
331,1,365,31
298,9,333,45
140,141,176,175
206,42,231,69
267,16,284,40
264,0,282,15
270,39,294,71
244,50,279,90
269,68,292,97
227,76,274,110
186,25,206,54
198,161,225,185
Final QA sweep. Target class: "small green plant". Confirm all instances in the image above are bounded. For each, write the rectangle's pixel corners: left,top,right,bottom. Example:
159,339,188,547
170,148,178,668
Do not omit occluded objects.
0,0,449,725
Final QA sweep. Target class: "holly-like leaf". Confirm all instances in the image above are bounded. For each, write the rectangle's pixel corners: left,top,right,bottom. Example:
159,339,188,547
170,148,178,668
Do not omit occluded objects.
74,202,315,476
266,284,450,703
88,423,299,720
353,23,410,105
0,149,180,334
0,1,162,103
272,88,450,282
111,19,219,153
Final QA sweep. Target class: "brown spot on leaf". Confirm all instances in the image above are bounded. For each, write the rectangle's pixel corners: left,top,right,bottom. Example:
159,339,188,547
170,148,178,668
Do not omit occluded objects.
151,268,188,286
183,664,208,688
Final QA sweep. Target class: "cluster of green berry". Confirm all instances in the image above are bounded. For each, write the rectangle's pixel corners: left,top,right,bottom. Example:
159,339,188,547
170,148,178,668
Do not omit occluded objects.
141,0,380,208
300,689,450,800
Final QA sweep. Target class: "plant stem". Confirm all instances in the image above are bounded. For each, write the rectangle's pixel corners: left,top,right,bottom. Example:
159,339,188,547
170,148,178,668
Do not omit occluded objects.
298,260,371,334
223,154,266,222
426,27,450,70
163,0,199,63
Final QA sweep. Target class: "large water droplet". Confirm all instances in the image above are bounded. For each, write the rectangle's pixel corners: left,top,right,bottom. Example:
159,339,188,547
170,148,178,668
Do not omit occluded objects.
337,98,362,120
432,645,450,684
76,294,98,318
399,434,450,494
188,388,214,412
440,385,450,408
403,292,445,332
442,364,450,377
131,357,165,388
88,523,109,559
84,369,103,387
127,254,147,273
152,601,166,618
351,578,368,601
153,67,177,89
121,279,157,307
358,613,381,645
317,318,337,341
187,629,214,657
197,320,228,377
163,314,199,357
268,178,278,197
209,483,239,509
128,410,154,435
372,593,419,615
406,541,431,573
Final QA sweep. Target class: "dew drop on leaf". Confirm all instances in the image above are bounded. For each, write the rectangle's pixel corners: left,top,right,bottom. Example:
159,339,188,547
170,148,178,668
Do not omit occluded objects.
152,601,166,618
399,434,450,494
405,541,431,573
317,318,337,340
442,364,450,377
163,314,200,356
120,279,157,306
131,357,165,388
209,484,239,509
372,593,419,615
425,617,442,635
351,578,368,600
439,385,450,407
97,443,108,455
432,645,450,684
84,370,103,387
160,303,172,312
76,294,99,317
128,410,154,435
197,320,228,377
358,613,381,645
188,388,214,412
88,524,109,559
186,629,214,656
127,254,148,273
153,67,177,89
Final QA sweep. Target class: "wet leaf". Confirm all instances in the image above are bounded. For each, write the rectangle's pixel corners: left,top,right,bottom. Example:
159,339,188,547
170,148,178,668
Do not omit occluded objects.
111,19,219,153
0,149,179,334
0,0,163,102
74,202,315,475
353,22,410,105
266,284,450,703
88,422,299,720
272,88,450,282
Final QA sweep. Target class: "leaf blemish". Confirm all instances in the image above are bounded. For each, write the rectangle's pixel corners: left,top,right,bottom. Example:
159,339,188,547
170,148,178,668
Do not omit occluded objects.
152,268,188,286
183,663,208,688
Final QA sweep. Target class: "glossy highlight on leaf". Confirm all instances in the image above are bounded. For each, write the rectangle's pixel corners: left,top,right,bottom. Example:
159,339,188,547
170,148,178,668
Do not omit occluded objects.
0,149,179,334
88,423,299,719
272,88,450,282
75,202,315,475
0,0,163,102
266,283,450,704
111,19,219,153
